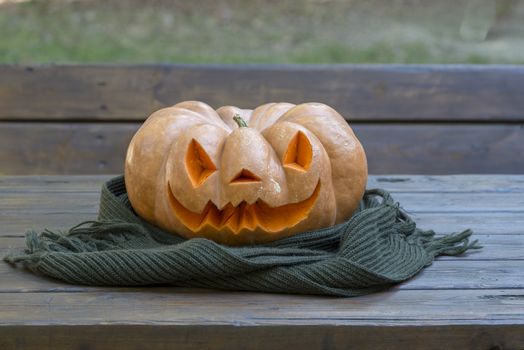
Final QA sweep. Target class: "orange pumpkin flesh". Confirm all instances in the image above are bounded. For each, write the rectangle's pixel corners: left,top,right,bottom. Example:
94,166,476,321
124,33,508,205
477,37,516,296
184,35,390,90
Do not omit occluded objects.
283,131,313,172
185,139,217,187
230,168,261,183
125,101,367,246
167,180,320,233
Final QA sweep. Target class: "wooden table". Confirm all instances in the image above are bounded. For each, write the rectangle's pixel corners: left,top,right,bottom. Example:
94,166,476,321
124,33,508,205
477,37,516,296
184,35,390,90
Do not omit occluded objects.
1,175,523,350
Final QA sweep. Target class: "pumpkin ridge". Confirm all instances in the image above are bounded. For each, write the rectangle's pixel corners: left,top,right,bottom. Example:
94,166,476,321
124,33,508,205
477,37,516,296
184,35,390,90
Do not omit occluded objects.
173,101,230,130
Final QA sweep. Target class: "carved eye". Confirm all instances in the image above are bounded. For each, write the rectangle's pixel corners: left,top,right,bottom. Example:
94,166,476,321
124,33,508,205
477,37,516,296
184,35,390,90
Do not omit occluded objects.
283,131,312,172
185,139,217,187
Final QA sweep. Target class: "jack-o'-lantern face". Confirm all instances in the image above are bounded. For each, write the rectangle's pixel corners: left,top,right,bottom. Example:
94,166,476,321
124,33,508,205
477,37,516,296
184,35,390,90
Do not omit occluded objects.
125,101,367,246
167,128,320,234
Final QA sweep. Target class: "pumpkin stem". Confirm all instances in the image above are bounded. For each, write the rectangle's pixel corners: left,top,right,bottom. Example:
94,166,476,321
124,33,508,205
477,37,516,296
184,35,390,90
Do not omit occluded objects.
233,114,248,128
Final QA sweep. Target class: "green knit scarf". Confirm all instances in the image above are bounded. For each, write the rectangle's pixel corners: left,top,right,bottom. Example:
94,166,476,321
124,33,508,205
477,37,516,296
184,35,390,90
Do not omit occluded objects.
4,175,480,297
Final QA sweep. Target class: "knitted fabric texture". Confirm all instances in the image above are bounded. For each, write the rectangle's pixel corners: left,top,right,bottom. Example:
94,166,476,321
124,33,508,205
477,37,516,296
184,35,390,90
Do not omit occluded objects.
4,175,480,297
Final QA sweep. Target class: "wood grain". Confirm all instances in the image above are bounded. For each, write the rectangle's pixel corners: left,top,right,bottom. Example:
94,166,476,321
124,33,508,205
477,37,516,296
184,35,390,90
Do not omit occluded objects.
0,123,138,175
2,211,523,238
354,124,524,175
1,61,524,348
1,64,524,121
1,254,522,293
0,175,523,349
2,190,523,214
1,174,523,193
1,123,523,175
1,324,522,350
0,175,113,193
1,175,523,237
0,289,523,326
1,232,522,262
13,233,524,262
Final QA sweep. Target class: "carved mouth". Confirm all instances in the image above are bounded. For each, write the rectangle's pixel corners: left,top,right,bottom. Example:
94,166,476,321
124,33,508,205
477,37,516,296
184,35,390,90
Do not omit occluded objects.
167,181,321,233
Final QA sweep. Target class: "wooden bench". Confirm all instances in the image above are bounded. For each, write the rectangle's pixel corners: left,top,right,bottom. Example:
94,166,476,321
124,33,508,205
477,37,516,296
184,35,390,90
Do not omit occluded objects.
1,64,523,349
1,64,523,175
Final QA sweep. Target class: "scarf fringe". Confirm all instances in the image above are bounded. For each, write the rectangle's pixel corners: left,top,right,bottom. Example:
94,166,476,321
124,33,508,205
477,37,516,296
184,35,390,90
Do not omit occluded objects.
423,229,481,257
5,222,481,268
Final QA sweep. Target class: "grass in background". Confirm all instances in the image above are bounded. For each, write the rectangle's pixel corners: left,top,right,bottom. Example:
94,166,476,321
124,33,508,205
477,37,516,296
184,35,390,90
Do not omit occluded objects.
1,0,523,64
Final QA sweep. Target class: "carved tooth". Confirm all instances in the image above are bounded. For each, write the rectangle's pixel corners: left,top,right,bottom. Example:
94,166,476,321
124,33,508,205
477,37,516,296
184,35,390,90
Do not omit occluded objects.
225,205,240,232
168,181,321,233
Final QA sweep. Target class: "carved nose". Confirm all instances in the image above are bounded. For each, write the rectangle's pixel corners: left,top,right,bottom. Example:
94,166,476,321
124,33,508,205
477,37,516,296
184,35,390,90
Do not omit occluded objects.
229,168,261,184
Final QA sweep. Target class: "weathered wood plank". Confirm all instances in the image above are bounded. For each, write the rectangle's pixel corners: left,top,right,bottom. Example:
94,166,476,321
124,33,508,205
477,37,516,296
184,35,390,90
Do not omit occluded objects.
0,289,523,326
1,231,521,262
1,324,522,350
2,191,523,214
1,123,524,175
391,192,524,212
0,123,138,175
1,64,524,121
0,175,112,192
1,232,522,262
413,212,524,235
354,124,524,175
0,192,100,213
368,174,524,193
2,170,523,236
0,175,523,349
1,174,523,193
1,252,521,293
3,211,521,237
0,212,92,236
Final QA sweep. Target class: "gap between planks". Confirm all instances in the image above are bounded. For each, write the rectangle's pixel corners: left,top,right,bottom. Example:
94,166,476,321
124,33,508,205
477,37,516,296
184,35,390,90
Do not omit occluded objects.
1,260,524,293
0,289,523,326
1,175,524,193
1,191,523,214
2,234,520,261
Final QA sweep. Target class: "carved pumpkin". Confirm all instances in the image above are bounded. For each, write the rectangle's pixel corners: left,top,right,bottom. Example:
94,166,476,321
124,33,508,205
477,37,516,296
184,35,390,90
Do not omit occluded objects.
125,101,367,245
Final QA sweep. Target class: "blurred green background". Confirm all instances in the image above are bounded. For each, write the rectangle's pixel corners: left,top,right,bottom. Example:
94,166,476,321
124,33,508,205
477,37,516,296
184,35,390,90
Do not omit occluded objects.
1,0,523,64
